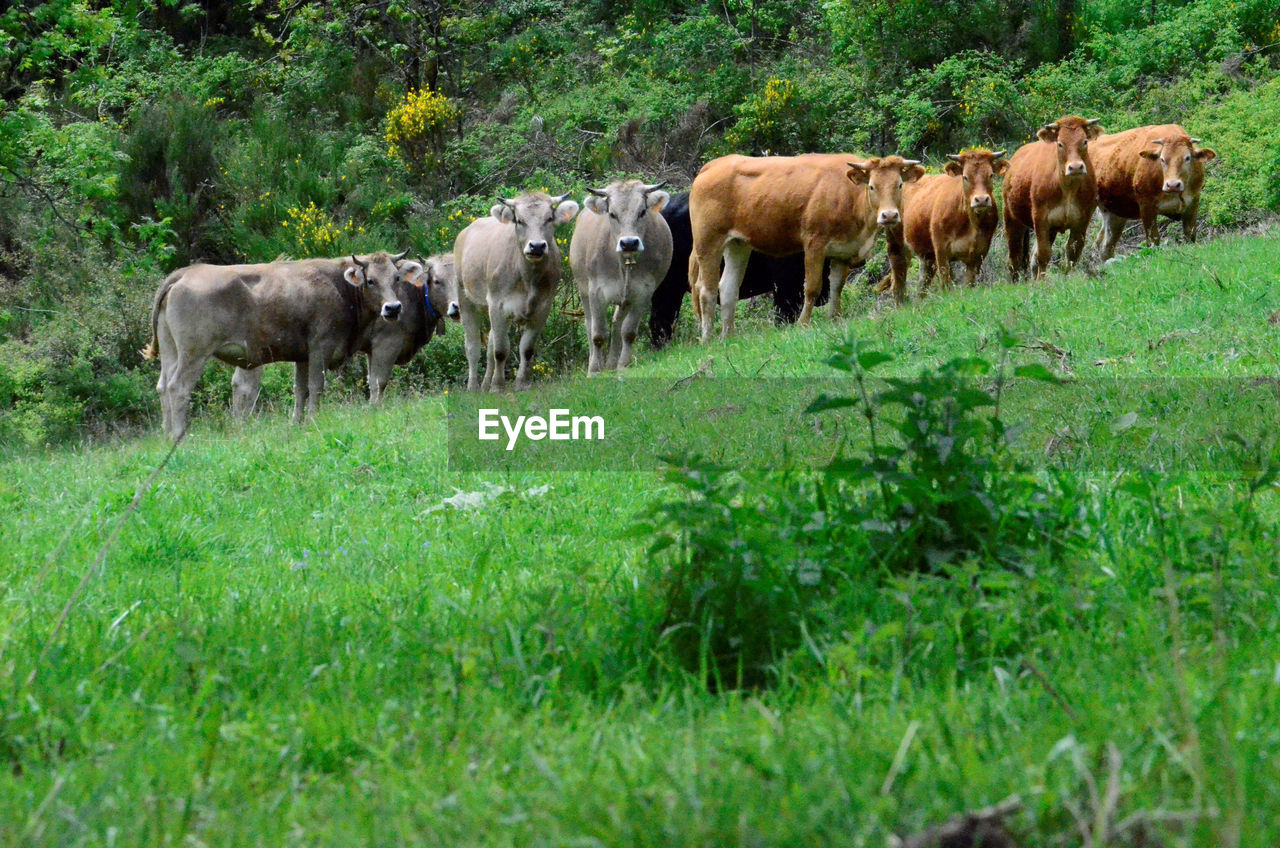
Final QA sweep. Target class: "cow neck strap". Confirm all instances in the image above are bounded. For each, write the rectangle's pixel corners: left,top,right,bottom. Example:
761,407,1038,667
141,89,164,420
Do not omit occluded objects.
421,284,438,320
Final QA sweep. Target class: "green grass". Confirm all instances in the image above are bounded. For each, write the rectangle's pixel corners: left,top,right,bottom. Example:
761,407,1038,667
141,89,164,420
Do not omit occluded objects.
2,231,1279,846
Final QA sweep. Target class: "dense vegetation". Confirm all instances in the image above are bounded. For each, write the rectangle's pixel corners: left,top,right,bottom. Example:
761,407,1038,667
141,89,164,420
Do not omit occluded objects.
2,0,1279,446
3,234,1279,845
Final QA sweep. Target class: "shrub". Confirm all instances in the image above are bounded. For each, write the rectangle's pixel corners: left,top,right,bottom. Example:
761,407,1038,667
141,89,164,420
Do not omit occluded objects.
384,88,459,188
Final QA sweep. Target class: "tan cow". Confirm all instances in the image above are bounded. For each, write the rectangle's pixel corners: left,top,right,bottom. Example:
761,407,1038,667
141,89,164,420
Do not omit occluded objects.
143,251,418,440
688,153,924,340
453,191,579,392
885,148,1009,294
1092,124,1218,260
1004,115,1103,278
230,253,456,413
569,179,673,373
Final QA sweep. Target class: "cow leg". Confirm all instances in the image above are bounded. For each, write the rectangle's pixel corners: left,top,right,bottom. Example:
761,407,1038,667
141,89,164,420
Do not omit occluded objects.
613,300,644,370
292,362,308,422
367,337,399,405
1181,199,1200,243
164,352,209,442
514,308,549,391
488,305,512,392
1098,210,1126,261
605,304,624,370
963,259,982,287
459,300,485,392
826,261,850,318
718,240,750,339
586,290,609,375
155,314,176,436
934,248,954,291
884,230,910,304
692,238,723,343
798,249,826,326
1006,218,1029,280
1032,225,1055,278
1139,205,1160,248
232,366,263,418
918,256,938,296
1065,225,1088,269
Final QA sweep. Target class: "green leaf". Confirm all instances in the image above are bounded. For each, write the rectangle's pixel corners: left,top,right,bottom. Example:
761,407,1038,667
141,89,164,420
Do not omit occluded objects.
805,394,858,414
857,350,893,371
1013,363,1061,384
1111,412,1139,433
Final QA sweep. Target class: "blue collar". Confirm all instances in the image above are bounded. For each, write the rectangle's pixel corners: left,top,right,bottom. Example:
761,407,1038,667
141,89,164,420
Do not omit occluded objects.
422,285,438,320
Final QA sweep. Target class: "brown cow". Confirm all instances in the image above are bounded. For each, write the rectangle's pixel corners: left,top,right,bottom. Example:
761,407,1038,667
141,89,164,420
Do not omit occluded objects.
688,153,924,340
1004,115,1103,278
884,148,1009,294
1092,124,1217,260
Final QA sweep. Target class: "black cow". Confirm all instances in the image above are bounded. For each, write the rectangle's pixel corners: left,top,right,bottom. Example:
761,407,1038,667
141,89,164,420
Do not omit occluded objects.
649,192,834,347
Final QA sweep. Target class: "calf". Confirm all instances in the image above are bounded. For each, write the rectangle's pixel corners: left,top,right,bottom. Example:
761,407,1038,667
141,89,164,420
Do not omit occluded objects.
569,179,673,373
689,153,923,340
886,149,1008,293
452,191,579,391
1092,124,1217,260
143,251,418,440
1004,115,1103,278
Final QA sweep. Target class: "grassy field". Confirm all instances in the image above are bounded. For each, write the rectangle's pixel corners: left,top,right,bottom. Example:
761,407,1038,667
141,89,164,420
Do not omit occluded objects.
2,231,1279,846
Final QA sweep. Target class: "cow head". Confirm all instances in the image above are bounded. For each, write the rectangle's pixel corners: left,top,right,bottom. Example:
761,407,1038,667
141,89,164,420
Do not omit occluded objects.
945,149,1008,216
1037,116,1103,180
584,179,671,265
343,250,420,322
491,191,580,263
1139,136,1218,194
406,254,457,335
847,156,926,227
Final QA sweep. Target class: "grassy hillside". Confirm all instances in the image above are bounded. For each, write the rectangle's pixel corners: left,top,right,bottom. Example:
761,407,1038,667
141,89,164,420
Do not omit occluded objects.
2,233,1278,845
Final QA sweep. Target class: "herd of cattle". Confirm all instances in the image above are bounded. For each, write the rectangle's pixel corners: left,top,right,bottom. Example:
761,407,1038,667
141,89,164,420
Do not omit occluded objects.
143,115,1217,439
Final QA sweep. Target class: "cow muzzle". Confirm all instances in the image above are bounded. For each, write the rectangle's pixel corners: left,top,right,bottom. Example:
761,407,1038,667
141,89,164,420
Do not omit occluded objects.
1163,179,1185,193
876,209,901,226
524,241,548,260
1064,161,1088,177
447,301,460,320
617,237,643,253
382,301,403,321
970,194,994,210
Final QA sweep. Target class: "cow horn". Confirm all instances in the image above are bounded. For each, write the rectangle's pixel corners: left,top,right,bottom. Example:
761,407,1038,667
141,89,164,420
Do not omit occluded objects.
902,159,921,167
351,254,368,270
1042,122,1059,131
1086,118,1102,126
500,197,517,210
946,153,963,163
1150,138,1164,146
587,187,608,197
551,191,573,205
990,149,1007,159
643,180,668,194
392,249,410,263
1189,137,1201,144
847,161,867,170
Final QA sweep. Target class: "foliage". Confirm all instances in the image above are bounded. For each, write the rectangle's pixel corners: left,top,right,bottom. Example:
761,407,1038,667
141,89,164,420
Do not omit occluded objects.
384,87,460,187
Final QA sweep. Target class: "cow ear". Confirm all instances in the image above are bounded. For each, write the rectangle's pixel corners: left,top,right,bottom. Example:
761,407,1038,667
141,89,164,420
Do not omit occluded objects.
903,163,926,183
584,194,608,215
648,190,671,213
1139,149,1160,161
553,199,580,225
398,260,424,285
944,161,963,177
1036,126,1057,143
491,203,514,224
992,158,1010,176
1195,147,1217,162
1085,120,1104,140
343,266,364,287
846,164,869,185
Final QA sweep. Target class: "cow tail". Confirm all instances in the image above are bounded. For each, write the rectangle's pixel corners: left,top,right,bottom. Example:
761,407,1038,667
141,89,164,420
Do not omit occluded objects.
141,271,182,360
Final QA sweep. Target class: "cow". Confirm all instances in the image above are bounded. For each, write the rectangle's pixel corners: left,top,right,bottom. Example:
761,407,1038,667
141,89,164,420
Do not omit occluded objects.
142,251,419,440
648,192,832,348
688,153,924,341
1092,124,1218,260
569,179,673,373
884,149,1009,294
229,253,456,414
1004,115,1103,278
452,191,579,391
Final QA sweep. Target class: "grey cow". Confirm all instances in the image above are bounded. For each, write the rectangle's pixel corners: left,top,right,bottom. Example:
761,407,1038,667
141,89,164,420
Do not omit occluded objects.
569,180,673,373
452,192,579,391
143,251,419,440
230,253,456,413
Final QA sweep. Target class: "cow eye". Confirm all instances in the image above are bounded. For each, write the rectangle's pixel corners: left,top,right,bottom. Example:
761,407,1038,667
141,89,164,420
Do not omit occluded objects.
1057,141,1064,149
1081,139,1088,147
962,175,970,183
609,211,619,220
1160,157,1167,164
1184,153,1191,161
514,217,525,226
